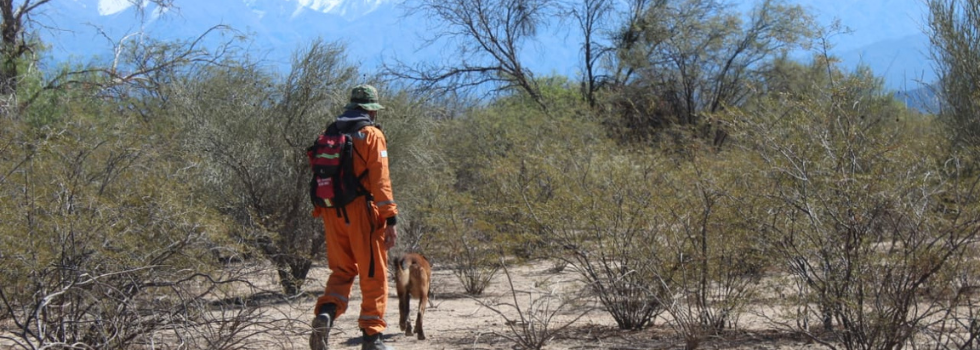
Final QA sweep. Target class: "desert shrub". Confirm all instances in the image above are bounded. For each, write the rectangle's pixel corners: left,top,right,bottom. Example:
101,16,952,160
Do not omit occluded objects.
493,84,770,334
448,230,502,296
929,0,980,160
922,248,980,349
0,99,252,348
410,172,501,295
475,102,669,329
418,184,503,295
535,146,669,330
417,98,554,293
508,139,770,335
163,40,359,295
367,86,444,253
650,150,771,348
478,261,595,350
442,90,736,330
725,60,980,350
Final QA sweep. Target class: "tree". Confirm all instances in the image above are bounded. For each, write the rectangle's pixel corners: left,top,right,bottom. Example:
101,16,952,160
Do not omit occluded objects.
609,0,815,145
0,0,175,96
0,0,230,121
725,55,980,350
0,75,266,350
0,0,52,94
168,40,357,295
928,0,980,157
569,0,615,107
389,0,559,110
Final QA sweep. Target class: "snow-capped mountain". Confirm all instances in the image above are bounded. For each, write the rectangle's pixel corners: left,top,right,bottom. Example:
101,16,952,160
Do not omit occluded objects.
93,0,387,19
50,0,410,71
44,0,933,91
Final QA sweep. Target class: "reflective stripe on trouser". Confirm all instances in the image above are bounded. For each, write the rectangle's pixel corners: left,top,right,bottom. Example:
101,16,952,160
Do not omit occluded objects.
314,196,390,335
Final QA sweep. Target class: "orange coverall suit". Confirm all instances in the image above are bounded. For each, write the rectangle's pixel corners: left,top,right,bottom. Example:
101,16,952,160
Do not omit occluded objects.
312,124,397,336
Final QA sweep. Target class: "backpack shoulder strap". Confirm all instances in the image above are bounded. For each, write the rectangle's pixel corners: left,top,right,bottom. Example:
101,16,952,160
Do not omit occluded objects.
349,120,374,135
340,120,374,191
325,122,341,135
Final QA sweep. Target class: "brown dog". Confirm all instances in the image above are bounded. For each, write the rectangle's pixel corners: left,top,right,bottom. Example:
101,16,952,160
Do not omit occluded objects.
394,253,432,340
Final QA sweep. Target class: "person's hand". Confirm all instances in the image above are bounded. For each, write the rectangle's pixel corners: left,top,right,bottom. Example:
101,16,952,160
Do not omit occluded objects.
384,224,397,250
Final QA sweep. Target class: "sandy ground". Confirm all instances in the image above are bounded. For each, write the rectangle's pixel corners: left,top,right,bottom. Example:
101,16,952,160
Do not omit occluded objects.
268,259,818,350
0,259,819,350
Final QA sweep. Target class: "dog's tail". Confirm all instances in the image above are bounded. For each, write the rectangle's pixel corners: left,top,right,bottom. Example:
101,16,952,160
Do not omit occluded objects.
395,254,412,290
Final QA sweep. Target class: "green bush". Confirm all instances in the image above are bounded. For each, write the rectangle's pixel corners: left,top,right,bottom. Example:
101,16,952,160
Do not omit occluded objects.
0,102,238,348
163,40,358,295
725,60,980,349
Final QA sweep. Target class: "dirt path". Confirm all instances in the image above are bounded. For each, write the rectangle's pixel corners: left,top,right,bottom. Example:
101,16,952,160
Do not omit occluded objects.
266,260,815,350
0,259,816,349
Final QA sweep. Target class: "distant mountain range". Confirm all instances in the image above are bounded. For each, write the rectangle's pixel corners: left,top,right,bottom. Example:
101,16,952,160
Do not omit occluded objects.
839,34,934,91
52,0,407,71
44,0,934,92
895,85,940,114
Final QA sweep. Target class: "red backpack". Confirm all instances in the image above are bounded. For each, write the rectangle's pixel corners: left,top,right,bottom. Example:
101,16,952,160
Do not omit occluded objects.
306,121,370,211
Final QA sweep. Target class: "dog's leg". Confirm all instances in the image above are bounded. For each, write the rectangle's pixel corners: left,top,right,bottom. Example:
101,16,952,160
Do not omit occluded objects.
399,288,412,335
395,256,412,334
416,268,431,340
416,292,427,339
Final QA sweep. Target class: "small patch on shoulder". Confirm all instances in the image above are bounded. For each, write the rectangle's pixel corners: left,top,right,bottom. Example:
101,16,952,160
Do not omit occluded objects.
381,150,388,158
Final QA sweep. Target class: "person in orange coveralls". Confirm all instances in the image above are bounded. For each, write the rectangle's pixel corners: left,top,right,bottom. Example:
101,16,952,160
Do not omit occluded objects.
310,85,398,350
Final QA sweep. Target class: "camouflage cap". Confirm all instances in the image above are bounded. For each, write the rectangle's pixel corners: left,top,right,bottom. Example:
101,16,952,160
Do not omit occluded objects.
344,84,385,111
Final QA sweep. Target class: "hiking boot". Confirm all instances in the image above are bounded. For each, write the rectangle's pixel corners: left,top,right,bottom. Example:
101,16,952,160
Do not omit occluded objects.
361,329,395,350
309,304,336,350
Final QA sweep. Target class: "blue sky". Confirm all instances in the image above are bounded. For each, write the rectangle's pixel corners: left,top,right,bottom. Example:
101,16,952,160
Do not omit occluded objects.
48,0,934,90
